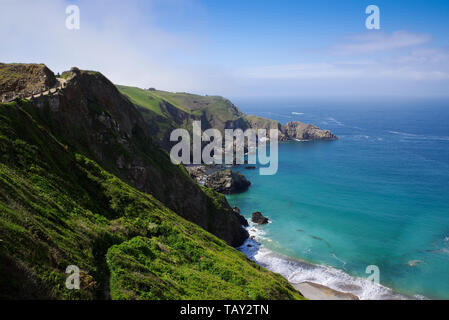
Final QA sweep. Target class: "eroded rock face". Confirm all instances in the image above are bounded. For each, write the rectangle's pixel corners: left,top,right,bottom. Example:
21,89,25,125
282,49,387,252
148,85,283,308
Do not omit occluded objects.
0,63,57,98
251,212,269,225
205,169,251,194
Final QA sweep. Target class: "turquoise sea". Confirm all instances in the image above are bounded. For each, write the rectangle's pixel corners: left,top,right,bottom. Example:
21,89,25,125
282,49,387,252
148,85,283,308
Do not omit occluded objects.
226,98,449,299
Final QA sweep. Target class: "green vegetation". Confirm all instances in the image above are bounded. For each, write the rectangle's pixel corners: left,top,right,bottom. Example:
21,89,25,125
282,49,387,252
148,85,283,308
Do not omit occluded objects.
116,86,166,116
118,86,240,118
0,100,303,300
149,90,240,119
246,115,281,130
117,85,251,147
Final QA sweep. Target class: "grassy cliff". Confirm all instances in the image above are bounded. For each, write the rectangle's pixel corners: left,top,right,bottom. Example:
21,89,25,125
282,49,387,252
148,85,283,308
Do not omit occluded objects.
27,68,248,247
117,86,251,149
0,99,303,300
117,86,337,147
0,64,304,300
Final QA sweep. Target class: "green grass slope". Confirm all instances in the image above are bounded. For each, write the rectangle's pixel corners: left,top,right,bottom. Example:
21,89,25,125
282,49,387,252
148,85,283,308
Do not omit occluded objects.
116,86,166,116
0,99,303,300
117,86,251,148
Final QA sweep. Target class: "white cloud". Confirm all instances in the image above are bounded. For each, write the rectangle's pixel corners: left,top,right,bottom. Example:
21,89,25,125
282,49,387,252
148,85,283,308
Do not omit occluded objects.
231,30,449,97
394,48,449,65
235,30,449,97
239,61,449,81
1,3,448,98
332,31,431,55
240,63,365,80
0,0,227,94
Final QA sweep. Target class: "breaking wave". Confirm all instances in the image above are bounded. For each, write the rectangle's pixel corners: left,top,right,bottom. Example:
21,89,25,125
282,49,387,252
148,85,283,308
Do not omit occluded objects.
238,223,426,300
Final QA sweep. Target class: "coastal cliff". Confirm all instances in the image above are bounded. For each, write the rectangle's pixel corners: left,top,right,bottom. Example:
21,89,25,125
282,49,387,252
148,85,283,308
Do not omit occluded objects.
118,86,338,150
28,67,248,247
0,63,304,300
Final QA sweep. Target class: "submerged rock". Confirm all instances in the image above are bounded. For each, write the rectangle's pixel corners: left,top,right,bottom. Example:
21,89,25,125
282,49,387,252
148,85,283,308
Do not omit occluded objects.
251,211,269,225
205,169,251,194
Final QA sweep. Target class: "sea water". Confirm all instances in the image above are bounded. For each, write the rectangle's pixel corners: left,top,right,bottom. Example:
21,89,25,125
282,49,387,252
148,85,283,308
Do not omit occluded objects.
226,98,449,299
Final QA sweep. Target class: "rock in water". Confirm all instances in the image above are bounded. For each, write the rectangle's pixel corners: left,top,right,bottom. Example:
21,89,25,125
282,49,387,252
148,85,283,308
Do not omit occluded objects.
282,121,338,141
205,169,251,194
252,211,269,225
246,115,338,141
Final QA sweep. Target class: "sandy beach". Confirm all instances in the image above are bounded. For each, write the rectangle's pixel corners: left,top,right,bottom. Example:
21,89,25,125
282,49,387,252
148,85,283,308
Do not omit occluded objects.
292,282,359,300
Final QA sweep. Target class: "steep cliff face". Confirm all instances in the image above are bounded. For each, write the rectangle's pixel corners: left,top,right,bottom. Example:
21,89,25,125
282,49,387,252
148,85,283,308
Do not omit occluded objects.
0,98,302,300
11,65,248,247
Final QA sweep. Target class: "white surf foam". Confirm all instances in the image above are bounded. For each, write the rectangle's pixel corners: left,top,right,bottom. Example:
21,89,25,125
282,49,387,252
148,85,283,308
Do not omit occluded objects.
389,130,449,141
238,224,425,300
327,117,344,126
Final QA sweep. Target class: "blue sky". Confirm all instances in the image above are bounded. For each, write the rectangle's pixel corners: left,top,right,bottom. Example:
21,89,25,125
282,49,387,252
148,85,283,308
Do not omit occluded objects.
1,0,449,98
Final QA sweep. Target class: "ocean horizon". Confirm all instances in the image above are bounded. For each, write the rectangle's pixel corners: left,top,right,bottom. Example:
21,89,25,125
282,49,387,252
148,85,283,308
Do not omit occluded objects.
227,97,449,299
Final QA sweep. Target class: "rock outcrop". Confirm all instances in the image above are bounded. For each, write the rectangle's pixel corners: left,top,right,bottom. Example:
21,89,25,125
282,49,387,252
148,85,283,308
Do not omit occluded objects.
252,211,269,225
205,169,251,194
246,115,338,141
282,121,338,140
0,63,57,100
246,115,288,141
185,165,207,184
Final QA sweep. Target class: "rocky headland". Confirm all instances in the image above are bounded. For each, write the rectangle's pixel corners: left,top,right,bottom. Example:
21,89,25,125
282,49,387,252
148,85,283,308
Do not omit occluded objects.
246,114,338,141
117,86,338,151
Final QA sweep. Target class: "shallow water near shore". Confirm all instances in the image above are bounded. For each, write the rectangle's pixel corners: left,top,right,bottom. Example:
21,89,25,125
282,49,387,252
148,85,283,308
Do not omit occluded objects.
227,98,449,299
